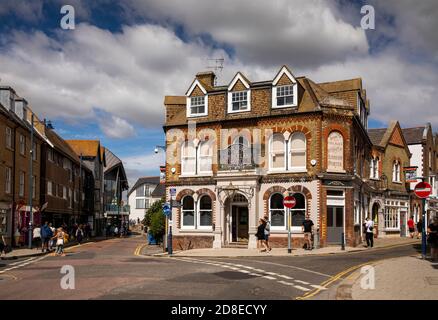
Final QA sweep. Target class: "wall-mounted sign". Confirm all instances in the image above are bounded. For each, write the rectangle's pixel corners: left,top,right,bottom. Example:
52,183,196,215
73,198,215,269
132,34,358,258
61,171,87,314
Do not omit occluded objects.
403,166,418,183
327,132,344,172
160,166,166,184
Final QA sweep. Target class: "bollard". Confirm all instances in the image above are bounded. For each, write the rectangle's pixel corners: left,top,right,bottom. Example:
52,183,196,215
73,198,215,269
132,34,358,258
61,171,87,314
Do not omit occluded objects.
341,232,345,250
314,228,320,249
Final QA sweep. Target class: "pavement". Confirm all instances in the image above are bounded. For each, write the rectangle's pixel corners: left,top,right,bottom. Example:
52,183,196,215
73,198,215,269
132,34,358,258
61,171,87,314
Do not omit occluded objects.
149,237,420,258
334,255,438,300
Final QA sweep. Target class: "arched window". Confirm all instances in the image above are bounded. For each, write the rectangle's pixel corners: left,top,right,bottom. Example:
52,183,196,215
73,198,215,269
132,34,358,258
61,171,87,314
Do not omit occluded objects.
198,195,212,228
269,193,285,228
393,160,401,182
327,131,344,172
198,141,213,174
370,157,379,179
181,141,196,175
291,193,306,227
289,132,306,170
269,133,285,170
182,195,195,228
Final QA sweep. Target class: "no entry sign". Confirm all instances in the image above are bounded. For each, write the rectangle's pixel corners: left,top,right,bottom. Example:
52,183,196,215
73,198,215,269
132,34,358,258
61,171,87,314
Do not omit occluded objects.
414,182,432,199
283,196,296,208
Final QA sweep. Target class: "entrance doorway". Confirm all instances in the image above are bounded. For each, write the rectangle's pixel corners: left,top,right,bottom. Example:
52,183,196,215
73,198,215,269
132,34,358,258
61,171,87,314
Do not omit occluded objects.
231,206,249,242
327,206,344,244
372,203,379,238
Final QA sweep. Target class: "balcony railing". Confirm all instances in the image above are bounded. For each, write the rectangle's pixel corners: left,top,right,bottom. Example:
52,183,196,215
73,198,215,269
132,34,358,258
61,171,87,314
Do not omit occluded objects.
219,143,258,171
104,204,130,214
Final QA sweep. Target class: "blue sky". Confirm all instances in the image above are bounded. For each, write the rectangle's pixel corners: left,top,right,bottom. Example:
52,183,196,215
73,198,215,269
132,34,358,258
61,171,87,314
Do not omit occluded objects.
1,0,437,185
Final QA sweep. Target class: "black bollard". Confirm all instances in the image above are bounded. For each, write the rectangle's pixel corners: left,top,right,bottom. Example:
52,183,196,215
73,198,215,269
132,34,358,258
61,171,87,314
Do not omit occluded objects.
341,232,345,250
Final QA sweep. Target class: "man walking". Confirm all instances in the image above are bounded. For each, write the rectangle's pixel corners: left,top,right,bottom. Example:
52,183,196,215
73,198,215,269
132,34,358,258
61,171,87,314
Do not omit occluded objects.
40,221,53,253
407,216,415,238
365,217,374,248
302,215,314,250
263,215,272,251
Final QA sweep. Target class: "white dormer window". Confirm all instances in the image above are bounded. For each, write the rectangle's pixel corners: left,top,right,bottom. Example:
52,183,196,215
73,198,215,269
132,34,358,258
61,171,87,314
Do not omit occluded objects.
231,91,248,111
186,79,208,117
227,72,251,114
190,96,205,115
276,85,294,107
272,66,298,109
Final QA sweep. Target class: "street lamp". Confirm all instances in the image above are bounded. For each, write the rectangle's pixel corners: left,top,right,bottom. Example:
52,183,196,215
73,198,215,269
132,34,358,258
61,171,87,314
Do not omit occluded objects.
28,113,35,249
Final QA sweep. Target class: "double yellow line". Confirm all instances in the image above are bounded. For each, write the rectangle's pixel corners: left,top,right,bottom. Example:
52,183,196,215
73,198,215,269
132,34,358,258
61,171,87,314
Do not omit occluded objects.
134,244,146,256
296,260,381,300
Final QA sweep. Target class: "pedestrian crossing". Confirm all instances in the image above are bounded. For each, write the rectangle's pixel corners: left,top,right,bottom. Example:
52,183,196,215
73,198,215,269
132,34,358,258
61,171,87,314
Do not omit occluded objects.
174,257,327,293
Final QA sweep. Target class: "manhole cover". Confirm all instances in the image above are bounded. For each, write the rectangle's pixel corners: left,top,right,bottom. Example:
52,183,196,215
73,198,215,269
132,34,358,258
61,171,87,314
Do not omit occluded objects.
425,277,438,285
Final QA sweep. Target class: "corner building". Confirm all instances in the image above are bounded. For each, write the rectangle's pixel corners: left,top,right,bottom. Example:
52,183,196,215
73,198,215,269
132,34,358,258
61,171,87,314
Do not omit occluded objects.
163,66,371,249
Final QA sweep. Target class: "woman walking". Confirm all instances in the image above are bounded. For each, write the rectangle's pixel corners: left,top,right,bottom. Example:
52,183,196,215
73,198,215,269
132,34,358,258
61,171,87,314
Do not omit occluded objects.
256,218,269,253
76,224,84,245
53,227,66,256
427,216,438,262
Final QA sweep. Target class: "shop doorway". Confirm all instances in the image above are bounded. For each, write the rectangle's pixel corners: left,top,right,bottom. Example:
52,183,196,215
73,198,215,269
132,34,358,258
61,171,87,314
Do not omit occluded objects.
327,206,344,244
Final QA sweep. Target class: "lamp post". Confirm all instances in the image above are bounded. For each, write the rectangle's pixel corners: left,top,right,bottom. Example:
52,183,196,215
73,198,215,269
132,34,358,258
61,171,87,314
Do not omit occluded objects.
155,145,171,253
28,113,34,249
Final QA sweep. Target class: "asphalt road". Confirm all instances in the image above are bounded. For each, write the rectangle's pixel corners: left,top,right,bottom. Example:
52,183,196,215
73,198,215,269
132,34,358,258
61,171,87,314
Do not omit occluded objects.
0,236,420,300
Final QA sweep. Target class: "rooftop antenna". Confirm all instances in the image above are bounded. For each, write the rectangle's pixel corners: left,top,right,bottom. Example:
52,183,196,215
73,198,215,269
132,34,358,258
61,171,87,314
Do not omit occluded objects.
206,57,224,85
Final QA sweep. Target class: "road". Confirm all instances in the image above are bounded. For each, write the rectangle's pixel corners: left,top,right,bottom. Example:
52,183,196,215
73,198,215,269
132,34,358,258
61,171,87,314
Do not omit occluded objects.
0,236,420,300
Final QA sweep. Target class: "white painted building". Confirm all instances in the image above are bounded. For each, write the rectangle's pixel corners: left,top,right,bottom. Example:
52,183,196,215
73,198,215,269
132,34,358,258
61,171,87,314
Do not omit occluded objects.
128,177,165,223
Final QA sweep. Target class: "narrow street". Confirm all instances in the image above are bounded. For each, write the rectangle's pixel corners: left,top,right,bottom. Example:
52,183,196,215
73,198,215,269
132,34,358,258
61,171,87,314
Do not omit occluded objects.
0,236,421,300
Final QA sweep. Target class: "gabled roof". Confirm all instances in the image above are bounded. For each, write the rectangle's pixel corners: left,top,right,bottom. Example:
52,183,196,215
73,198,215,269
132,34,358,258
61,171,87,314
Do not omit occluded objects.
228,72,251,91
46,129,82,164
103,147,128,190
368,121,411,156
272,65,297,86
128,176,161,196
66,140,100,158
402,126,427,145
186,79,207,96
368,128,387,146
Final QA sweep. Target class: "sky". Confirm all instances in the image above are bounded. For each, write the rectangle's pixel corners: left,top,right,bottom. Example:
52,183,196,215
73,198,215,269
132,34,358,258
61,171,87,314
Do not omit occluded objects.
1,0,437,187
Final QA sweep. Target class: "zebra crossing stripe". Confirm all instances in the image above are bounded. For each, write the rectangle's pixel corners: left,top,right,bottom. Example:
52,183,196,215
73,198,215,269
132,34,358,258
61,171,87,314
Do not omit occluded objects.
294,285,311,292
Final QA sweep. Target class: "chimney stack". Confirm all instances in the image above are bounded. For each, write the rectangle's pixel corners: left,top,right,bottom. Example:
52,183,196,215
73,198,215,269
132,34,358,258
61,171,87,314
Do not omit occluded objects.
196,71,216,88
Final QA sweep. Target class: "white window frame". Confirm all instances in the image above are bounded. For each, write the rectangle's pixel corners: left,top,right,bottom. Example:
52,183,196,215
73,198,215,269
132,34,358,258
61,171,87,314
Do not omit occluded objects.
272,84,298,109
187,95,208,117
5,126,12,149
19,134,25,155
186,79,208,118
272,66,298,109
289,132,307,172
181,141,197,176
290,192,307,232
393,161,401,182
63,186,67,200
269,193,286,231
370,157,379,179
19,171,25,197
384,205,400,231
269,133,286,172
228,90,250,113
181,195,195,229
198,141,213,175
135,198,145,209
5,167,12,194
197,195,213,230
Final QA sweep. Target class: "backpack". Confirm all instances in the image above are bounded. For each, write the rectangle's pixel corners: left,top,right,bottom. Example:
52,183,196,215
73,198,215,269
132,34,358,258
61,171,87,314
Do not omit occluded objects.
63,233,69,244
264,221,271,235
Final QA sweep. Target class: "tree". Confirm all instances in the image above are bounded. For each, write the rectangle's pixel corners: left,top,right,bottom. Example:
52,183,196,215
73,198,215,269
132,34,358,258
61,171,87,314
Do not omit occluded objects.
144,198,165,244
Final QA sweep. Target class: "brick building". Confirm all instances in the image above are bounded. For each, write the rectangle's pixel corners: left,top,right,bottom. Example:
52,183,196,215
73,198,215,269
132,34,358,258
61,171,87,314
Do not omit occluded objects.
368,121,411,238
163,66,372,249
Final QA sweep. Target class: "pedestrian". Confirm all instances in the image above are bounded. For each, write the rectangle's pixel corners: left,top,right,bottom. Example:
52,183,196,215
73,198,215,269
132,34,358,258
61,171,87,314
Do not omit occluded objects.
76,224,84,245
0,235,6,257
416,218,423,239
33,224,41,249
85,223,91,240
302,215,314,250
53,227,66,256
49,223,55,251
114,225,119,237
256,218,268,253
365,217,374,248
40,221,53,253
427,216,438,262
120,224,125,238
407,216,415,238
263,215,272,251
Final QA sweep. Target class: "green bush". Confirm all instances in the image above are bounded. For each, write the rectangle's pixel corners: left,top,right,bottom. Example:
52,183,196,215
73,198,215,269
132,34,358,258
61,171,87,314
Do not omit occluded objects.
144,198,165,243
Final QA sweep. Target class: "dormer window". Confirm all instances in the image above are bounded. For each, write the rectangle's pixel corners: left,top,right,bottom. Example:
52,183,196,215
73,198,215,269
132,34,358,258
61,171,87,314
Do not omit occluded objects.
231,91,248,111
276,85,294,107
272,66,298,109
190,96,205,115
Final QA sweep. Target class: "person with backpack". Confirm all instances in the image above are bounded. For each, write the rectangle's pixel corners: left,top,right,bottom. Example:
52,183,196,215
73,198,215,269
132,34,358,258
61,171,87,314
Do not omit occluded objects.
263,215,272,252
365,217,374,248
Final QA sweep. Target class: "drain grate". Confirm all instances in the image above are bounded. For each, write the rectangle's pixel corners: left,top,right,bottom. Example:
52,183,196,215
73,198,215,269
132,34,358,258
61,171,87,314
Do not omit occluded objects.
425,277,438,285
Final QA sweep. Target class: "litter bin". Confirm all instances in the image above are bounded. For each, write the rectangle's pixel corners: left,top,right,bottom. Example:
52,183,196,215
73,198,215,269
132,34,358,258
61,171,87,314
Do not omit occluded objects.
147,231,157,245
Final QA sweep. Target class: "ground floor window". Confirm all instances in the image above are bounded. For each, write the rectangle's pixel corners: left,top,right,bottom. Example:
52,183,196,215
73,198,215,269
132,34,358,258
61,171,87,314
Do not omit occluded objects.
181,195,213,229
269,192,306,230
384,207,400,230
0,209,7,235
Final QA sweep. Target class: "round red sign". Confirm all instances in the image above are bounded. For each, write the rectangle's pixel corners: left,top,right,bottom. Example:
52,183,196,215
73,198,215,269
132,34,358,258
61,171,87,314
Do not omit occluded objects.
283,196,296,209
414,182,432,199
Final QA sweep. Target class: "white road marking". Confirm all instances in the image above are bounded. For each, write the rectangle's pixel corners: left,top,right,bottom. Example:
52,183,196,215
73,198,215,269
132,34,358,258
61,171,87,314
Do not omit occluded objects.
8,257,36,266
295,280,310,285
310,285,327,290
278,274,294,280
247,260,331,277
262,275,276,280
278,280,295,286
294,285,311,292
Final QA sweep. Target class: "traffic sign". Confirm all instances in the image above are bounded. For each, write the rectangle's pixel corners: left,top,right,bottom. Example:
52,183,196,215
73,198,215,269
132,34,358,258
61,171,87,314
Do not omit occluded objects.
162,202,171,216
283,196,296,209
414,182,432,199
170,188,177,197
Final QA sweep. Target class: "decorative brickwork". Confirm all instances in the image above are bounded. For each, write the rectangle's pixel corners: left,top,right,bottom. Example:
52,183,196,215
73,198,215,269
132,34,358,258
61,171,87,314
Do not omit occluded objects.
172,235,214,250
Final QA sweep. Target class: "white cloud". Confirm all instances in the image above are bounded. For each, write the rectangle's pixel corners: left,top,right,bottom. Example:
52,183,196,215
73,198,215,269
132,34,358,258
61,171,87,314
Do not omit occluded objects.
123,151,165,186
123,0,369,68
98,115,136,139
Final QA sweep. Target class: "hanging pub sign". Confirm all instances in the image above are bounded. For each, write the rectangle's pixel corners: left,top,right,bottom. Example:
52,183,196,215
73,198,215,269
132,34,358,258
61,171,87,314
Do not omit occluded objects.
403,166,418,183
160,165,166,184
